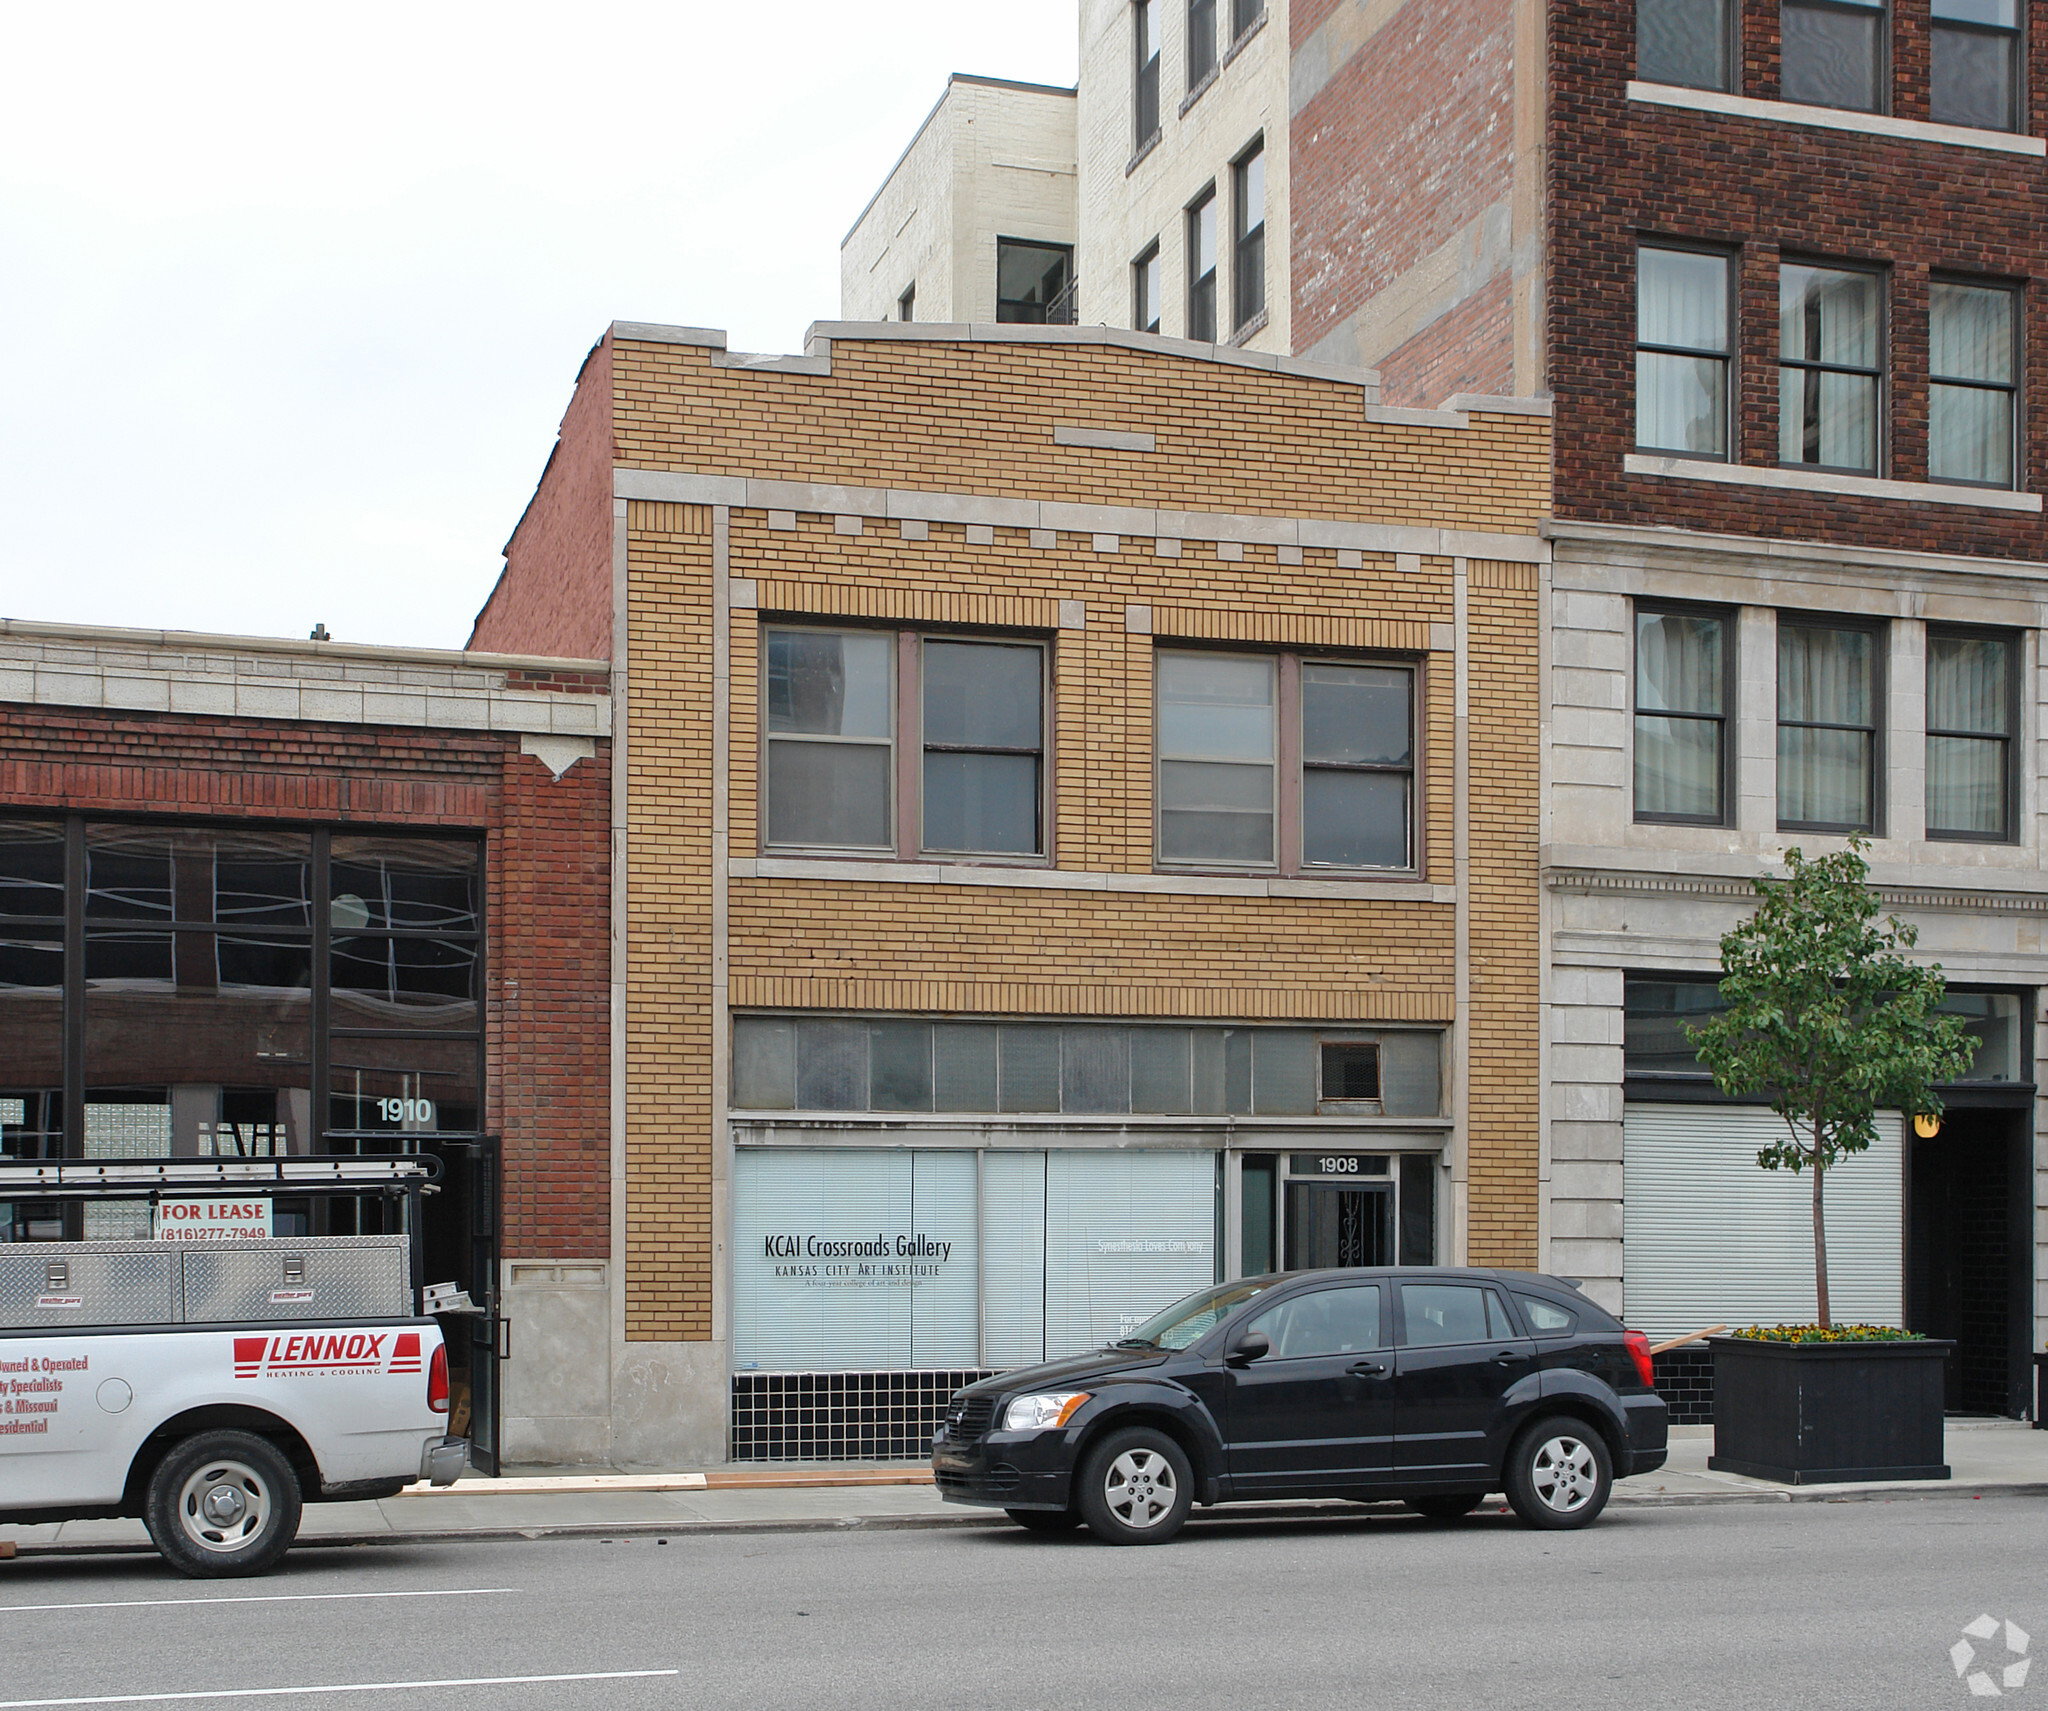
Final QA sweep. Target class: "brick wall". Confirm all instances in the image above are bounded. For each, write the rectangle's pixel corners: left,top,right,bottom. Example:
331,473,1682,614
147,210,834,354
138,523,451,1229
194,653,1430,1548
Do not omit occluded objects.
1548,0,2048,556
0,703,610,1259
471,338,616,661
1377,275,1516,413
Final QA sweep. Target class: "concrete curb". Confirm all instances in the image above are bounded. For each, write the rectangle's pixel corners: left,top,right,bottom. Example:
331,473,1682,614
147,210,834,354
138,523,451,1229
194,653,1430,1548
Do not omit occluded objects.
11,1481,2045,1559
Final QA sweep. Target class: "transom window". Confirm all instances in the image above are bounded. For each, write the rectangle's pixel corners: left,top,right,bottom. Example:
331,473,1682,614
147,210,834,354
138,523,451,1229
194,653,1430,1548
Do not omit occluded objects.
1778,263,1883,475
1929,280,2017,489
1637,246,1731,458
1933,0,2020,130
1777,618,1882,833
1638,0,1733,89
762,627,1047,860
1781,0,1886,112
1155,649,1417,873
1634,604,1731,825
1926,628,2017,842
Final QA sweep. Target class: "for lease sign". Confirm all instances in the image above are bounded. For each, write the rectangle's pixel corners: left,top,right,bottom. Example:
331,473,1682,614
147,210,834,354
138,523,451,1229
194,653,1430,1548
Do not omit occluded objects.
153,1199,273,1242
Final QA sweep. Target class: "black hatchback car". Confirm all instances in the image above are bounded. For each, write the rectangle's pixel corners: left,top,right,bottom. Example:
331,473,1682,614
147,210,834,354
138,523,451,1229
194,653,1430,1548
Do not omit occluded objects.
932,1267,1666,1544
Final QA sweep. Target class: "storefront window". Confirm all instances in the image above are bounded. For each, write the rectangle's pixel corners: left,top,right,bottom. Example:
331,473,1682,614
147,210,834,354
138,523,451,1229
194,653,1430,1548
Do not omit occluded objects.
732,1147,1218,1373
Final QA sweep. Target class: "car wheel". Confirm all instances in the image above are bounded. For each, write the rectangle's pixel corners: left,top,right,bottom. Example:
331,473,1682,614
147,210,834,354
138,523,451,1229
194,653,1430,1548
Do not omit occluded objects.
144,1430,303,1578
1004,1507,1082,1533
1405,1493,1486,1521
1076,1426,1194,1545
1503,1416,1612,1530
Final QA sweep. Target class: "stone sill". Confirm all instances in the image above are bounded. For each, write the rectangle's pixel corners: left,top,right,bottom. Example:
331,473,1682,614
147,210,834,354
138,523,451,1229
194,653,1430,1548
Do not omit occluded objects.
1623,454,2042,512
1627,80,2047,156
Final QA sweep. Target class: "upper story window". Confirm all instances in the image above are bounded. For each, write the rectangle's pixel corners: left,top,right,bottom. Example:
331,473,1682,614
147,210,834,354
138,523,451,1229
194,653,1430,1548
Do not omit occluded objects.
1136,0,1162,146
1638,0,1733,89
1781,0,1887,111
1187,188,1219,342
1933,0,2020,129
764,627,1047,860
996,240,1074,325
1929,280,2018,489
1232,0,1264,41
1188,0,1218,87
1779,262,1883,475
1134,242,1163,334
1156,650,1417,873
1777,618,1883,834
1636,245,1731,459
1635,604,1732,825
897,285,914,323
1926,628,2017,842
1232,140,1266,332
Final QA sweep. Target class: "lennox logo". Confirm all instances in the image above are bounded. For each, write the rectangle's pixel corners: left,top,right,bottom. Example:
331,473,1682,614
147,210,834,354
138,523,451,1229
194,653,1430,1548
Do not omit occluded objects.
233,1330,422,1379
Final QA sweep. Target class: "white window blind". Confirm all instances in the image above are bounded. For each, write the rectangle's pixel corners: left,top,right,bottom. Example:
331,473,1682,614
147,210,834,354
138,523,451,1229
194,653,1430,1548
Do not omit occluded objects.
1622,1104,1902,1339
1043,1151,1216,1357
981,1151,1047,1368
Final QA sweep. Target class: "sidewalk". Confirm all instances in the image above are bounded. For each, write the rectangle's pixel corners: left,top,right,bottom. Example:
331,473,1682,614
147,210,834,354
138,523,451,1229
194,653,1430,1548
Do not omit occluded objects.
6,1420,2042,1558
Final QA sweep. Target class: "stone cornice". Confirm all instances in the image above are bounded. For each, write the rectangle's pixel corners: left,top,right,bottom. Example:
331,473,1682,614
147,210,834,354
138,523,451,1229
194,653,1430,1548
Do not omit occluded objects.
1547,866,2048,915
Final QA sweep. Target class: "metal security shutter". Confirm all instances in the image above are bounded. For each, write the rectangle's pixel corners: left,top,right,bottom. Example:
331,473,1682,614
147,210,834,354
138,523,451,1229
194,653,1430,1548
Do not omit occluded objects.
1622,1104,1902,1339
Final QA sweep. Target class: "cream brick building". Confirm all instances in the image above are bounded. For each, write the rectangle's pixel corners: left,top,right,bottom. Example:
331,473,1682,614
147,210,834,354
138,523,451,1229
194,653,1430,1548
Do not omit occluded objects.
473,318,1553,1461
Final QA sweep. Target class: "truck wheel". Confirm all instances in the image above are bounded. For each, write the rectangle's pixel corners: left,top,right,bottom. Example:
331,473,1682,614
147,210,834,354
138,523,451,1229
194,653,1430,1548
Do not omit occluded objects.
1075,1426,1193,1545
144,1431,303,1578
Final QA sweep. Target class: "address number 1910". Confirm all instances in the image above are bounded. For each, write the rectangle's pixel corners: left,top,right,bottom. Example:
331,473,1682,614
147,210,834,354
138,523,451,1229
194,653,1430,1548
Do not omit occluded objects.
376,1098,435,1125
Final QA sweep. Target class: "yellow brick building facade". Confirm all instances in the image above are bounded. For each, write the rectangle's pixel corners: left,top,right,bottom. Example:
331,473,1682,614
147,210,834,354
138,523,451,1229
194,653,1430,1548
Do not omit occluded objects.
473,319,1551,1463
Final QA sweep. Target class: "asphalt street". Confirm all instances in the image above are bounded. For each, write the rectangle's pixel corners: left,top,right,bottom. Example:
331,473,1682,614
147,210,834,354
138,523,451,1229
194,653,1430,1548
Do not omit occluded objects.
0,1497,2038,1710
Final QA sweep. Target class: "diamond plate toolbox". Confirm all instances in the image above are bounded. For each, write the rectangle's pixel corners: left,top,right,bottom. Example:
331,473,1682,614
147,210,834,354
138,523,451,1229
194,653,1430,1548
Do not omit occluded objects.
180,1237,412,1322
0,1242,179,1329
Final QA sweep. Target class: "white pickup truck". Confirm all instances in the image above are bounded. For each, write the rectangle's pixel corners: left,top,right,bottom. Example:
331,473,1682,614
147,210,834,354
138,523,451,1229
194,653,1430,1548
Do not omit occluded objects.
0,1159,469,1577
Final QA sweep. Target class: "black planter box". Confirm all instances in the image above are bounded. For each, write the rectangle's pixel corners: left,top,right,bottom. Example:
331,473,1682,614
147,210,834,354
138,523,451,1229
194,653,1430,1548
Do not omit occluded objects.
1708,1335,1952,1484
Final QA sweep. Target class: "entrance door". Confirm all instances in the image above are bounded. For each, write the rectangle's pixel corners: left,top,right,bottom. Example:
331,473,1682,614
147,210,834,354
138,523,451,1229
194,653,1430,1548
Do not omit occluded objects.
1908,1107,2027,1416
419,1136,502,1474
1285,1182,1392,1270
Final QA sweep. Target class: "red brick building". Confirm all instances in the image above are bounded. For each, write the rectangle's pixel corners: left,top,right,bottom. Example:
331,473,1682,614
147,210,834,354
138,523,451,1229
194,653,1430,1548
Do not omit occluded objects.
0,618,612,1466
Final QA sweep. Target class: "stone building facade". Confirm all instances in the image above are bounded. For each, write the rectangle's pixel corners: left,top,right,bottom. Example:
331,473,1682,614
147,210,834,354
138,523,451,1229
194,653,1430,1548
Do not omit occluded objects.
472,318,1552,1460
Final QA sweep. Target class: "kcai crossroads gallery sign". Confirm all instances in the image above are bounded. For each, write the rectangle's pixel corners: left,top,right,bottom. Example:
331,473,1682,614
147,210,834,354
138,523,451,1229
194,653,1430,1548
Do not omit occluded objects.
763,1230,954,1285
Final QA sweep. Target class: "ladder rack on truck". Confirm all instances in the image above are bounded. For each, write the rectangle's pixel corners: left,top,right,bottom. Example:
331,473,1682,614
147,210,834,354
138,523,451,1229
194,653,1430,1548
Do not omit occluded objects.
0,1157,467,1577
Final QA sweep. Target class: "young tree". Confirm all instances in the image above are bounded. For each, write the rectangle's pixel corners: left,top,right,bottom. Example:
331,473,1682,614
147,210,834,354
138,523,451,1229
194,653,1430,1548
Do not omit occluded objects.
1686,839,1974,1329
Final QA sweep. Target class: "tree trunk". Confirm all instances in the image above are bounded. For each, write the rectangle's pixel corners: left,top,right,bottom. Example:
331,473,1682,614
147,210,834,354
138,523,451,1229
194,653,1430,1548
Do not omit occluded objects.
1812,1142,1831,1331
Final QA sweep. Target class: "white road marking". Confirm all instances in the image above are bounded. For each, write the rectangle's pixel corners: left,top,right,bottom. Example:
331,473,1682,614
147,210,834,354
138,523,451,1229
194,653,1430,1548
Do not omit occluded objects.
0,1670,679,1708
0,1588,519,1615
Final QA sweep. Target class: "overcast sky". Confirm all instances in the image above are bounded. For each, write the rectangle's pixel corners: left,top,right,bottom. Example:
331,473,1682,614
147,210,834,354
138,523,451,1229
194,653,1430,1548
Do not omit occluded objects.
0,4,1077,653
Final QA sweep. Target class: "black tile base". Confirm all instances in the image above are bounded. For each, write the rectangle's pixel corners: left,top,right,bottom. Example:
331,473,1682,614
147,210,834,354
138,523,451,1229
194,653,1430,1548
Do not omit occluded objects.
1654,1347,1715,1424
731,1370,995,1461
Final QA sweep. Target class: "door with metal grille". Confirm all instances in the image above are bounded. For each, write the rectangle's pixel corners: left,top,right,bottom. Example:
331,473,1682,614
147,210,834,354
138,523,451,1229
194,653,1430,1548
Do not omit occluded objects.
1285,1181,1393,1270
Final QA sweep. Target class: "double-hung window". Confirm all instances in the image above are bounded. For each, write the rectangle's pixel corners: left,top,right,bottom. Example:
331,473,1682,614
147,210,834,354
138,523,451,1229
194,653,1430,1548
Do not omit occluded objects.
1777,619,1882,833
1637,246,1731,458
1188,0,1217,87
1232,141,1266,332
1933,0,2020,131
1779,262,1883,474
1136,0,1162,146
1232,0,1263,41
1638,0,1733,88
996,240,1073,325
1929,280,2018,488
1187,188,1219,342
1134,242,1163,334
1156,650,1417,872
1926,628,2017,841
763,627,1047,859
1781,0,1886,111
1634,604,1732,824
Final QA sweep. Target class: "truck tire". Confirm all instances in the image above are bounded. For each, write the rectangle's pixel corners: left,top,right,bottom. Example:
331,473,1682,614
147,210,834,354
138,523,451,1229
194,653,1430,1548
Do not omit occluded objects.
144,1431,303,1578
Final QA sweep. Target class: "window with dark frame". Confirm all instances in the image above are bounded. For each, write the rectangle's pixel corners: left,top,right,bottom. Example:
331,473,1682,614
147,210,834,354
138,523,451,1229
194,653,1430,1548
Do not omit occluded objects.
1638,0,1733,89
1780,0,1887,111
1778,262,1883,474
1188,0,1217,87
1320,1043,1382,1100
762,626,1048,861
1636,245,1731,458
1926,629,2017,841
1933,0,2020,130
1134,242,1162,334
1187,188,1218,342
995,239,1074,325
1156,649,1417,873
1777,618,1882,833
1232,0,1263,40
1635,605,1732,824
1135,0,1162,146
1929,280,2017,489
1232,140,1266,332
897,285,915,323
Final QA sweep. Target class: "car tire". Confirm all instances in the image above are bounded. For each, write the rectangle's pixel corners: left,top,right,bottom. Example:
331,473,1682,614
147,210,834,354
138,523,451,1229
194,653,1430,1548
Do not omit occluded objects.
1075,1426,1194,1546
144,1430,303,1578
1405,1493,1486,1521
1502,1416,1613,1531
1004,1507,1082,1533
